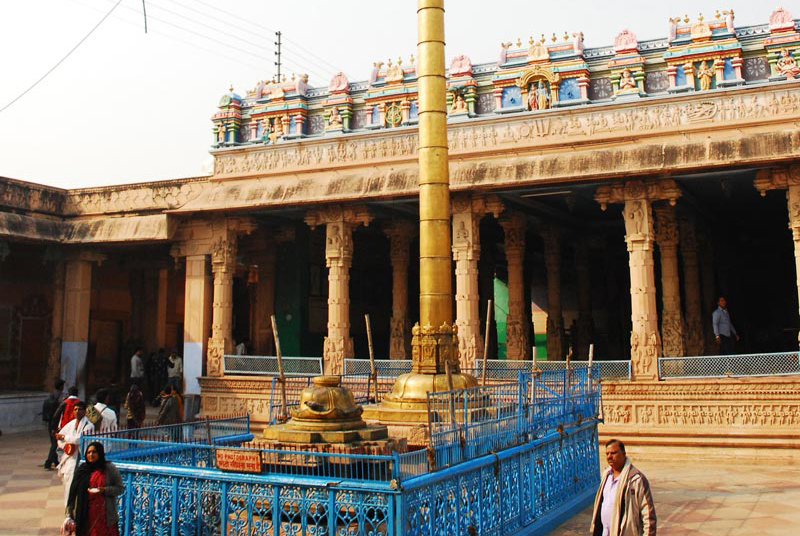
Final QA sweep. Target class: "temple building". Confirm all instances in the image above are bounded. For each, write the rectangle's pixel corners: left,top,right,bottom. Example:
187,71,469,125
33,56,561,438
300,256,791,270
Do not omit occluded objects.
2,8,800,457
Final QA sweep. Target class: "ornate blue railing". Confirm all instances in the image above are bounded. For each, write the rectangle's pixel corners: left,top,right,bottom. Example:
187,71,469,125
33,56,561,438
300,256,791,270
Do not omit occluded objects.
93,370,601,535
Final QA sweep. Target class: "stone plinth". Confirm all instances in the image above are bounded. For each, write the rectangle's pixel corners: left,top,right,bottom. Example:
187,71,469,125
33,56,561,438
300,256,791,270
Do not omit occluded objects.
599,376,800,463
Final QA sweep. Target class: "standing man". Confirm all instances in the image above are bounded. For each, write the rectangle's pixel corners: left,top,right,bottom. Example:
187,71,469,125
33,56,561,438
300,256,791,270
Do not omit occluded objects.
43,379,66,470
93,388,118,434
55,401,95,504
130,347,145,392
590,439,656,536
166,350,183,393
712,296,739,355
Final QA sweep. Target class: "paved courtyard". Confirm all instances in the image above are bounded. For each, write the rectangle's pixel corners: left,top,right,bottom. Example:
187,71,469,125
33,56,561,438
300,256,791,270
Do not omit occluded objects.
1,429,798,535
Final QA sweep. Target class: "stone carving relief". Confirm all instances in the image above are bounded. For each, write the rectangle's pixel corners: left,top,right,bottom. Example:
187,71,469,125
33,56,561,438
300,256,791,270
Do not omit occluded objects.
475,92,495,115
743,57,769,81
644,71,669,94
210,87,800,184
64,181,203,216
588,78,613,100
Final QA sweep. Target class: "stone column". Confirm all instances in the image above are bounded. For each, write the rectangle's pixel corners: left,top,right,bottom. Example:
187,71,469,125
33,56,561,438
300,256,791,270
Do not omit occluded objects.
755,165,800,346
596,179,681,380
541,225,564,360
207,228,237,377
654,205,686,356
305,206,372,375
501,213,529,360
451,194,504,367
252,240,277,355
574,240,593,359
155,268,169,350
386,221,414,360
183,255,212,394
61,256,96,398
45,261,65,390
679,215,704,356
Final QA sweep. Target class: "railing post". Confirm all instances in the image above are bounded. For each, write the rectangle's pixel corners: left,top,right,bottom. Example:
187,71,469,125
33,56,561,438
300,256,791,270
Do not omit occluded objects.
171,477,179,535
123,472,132,536
328,485,337,536
221,481,228,536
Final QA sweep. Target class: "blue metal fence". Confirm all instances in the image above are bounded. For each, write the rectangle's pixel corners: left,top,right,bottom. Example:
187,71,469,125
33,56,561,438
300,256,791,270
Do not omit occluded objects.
92,369,601,535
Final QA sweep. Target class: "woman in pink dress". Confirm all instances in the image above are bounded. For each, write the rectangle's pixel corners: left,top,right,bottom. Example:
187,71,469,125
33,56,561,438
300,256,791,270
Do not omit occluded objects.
65,442,124,536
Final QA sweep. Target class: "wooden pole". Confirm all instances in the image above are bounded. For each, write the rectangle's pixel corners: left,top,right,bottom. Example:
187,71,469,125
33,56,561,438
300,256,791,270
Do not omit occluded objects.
365,314,378,403
271,315,288,421
482,299,493,386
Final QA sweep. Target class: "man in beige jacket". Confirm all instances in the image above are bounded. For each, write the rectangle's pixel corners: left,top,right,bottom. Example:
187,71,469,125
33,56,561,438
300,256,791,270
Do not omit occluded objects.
590,439,657,536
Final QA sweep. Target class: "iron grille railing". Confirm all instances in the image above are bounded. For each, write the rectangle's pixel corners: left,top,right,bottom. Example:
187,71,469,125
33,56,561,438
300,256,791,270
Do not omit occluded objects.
86,415,250,443
223,355,323,376
533,360,631,380
658,352,800,378
425,366,601,469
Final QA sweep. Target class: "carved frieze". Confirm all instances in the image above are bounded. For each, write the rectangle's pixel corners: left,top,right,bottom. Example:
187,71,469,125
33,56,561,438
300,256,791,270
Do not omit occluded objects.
212,87,800,181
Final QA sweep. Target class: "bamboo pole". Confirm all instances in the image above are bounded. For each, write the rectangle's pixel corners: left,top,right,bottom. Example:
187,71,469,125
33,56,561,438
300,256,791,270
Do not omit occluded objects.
482,299,493,386
365,314,378,403
271,315,288,421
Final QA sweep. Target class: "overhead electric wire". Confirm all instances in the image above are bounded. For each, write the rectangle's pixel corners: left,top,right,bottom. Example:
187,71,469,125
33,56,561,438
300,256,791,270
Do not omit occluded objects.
0,0,124,115
180,0,348,78
65,0,264,72
150,0,339,81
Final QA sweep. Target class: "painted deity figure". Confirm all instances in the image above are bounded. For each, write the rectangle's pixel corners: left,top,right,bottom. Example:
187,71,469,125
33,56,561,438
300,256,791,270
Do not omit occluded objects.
619,69,637,91
668,17,679,42
260,120,271,144
695,61,714,91
572,32,584,56
328,106,342,128
217,123,226,144
328,72,349,93
536,81,550,110
451,93,467,113
499,42,512,65
368,62,383,87
268,118,283,144
449,55,472,77
777,49,800,80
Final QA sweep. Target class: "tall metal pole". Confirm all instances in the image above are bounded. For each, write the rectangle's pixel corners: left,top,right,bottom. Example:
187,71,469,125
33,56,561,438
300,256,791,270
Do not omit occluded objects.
417,0,451,330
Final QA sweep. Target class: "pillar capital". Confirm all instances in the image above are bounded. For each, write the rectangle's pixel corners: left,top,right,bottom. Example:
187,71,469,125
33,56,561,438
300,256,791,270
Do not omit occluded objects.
499,212,527,256
753,164,800,196
595,178,681,210
304,204,372,229
653,204,680,249
450,193,504,219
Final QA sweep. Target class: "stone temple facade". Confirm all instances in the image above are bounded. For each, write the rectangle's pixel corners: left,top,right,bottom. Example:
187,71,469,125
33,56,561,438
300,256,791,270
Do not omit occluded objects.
1,8,800,457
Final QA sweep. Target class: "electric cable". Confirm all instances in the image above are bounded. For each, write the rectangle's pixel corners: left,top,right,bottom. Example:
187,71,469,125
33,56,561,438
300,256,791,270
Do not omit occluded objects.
0,0,124,115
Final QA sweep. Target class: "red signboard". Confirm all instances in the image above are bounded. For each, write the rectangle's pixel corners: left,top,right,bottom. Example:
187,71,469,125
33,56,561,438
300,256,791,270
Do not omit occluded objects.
215,449,262,473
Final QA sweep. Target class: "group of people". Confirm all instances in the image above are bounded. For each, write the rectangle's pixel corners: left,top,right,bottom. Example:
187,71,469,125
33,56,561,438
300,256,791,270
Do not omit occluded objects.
128,347,183,404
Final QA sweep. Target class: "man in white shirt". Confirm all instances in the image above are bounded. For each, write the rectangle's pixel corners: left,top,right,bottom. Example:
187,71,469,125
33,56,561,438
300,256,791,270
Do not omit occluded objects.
55,401,95,504
167,351,183,393
130,347,145,391
93,388,118,434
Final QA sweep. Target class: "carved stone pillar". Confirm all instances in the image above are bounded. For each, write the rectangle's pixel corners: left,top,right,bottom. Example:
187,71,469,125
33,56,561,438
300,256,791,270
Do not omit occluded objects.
654,204,686,356
596,179,681,380
755,165,800,346
155,268,169,350
541,225,564,360
45,261,65,390
386,221,414,360
574,240,593,359
697,229,718,354
247,234,278,355
305,206,372,375
208,227,237,377
679,215,704,356
183,255,212,393
451,194,504,367
61,254,103,398
501,213,529,360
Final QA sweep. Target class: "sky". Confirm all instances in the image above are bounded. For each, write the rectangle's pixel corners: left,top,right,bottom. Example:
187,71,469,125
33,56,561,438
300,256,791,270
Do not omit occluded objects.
0,0,778,189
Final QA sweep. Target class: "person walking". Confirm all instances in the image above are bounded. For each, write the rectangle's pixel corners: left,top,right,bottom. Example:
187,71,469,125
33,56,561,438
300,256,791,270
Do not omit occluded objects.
44,379,66,470
712,296,739,355
56,387,81,431
124,384,146,429
590,439,656,536
56,401,95,505
64,441,123,536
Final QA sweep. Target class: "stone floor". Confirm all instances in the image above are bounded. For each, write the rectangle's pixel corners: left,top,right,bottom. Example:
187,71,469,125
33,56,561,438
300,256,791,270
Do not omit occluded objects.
1,429,799,535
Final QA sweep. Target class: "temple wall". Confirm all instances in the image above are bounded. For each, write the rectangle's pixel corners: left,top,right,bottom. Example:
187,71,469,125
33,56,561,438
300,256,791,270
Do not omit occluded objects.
599,376,800,463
